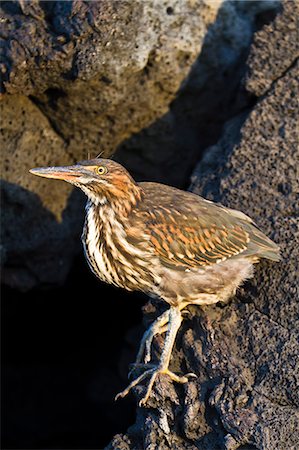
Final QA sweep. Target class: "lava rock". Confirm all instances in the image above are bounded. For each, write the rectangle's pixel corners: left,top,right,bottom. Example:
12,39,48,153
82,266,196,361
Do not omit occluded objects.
245,0,299,96
0,0,222,153
0,95,83,290
115,0,280,187
191,57,299,448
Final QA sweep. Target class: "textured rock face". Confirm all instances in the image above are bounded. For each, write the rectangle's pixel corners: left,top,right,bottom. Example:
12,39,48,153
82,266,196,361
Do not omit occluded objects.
1,0,222,290
107,2,299,449
0,95,83,290
115,0,280,186
245,0,299,96
1,0,221,155
191,62,298,449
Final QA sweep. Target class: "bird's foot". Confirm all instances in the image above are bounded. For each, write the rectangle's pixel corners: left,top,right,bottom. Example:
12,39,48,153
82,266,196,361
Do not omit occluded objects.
116,365,197,406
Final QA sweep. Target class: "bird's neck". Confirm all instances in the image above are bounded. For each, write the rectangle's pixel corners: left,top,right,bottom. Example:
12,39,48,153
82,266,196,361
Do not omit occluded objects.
86,184,142,219
82,185,151,291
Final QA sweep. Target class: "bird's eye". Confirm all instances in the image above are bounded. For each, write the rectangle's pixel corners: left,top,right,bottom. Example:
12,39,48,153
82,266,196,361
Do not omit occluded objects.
96,166,107,175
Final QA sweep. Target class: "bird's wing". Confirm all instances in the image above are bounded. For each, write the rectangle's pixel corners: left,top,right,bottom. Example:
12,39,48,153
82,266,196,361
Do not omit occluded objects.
144,208,250,269
136,183,251,270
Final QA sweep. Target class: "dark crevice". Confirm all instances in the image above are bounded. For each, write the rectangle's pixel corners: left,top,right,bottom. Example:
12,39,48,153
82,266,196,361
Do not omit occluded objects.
2,254,147,449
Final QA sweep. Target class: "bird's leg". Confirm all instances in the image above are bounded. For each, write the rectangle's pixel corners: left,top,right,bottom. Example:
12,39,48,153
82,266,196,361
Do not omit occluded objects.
133,309,170,367
132,301,191,369
116,306,196,406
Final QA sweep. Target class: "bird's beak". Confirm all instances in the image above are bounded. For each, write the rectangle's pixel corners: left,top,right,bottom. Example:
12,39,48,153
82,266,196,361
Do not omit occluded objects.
29,165,83,182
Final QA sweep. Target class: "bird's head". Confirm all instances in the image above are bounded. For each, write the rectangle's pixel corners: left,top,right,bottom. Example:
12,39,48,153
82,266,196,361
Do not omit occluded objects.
30,159,141,207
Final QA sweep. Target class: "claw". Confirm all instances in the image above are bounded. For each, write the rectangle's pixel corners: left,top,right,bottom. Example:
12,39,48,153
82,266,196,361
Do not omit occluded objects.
184,372,197,379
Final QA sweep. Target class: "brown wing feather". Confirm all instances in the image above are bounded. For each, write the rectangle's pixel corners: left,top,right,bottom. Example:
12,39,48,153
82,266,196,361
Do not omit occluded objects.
146,214,249,270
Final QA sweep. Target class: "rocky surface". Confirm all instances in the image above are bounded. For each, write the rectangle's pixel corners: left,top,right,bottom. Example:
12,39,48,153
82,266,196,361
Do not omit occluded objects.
0,95,83,290
1,0,222,290
245,0,299,96
115,0,280,186
107,2,299,449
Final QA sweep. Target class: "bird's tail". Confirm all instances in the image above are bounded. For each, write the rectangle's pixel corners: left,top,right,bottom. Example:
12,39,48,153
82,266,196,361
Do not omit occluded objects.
246,225,281,262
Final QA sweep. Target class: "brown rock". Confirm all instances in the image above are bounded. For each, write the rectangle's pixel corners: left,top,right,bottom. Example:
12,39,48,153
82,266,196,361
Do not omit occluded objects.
0,95,83,290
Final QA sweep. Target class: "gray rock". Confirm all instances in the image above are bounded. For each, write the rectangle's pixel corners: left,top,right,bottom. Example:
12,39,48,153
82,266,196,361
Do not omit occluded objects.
245,0,299,96
1,0,221,154
107,2,299,448
116,0,280,187
0,95,84,290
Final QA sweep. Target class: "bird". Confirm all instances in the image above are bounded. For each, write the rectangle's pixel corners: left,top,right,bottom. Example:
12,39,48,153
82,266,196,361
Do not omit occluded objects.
30,158,280,406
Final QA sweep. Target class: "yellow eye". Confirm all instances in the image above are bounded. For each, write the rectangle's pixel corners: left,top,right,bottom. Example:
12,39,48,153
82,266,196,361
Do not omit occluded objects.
96,166,107,175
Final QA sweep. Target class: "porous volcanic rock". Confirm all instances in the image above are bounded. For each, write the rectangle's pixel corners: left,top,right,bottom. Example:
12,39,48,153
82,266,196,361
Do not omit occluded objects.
107,2,299,449
1,0,222,290
0,95,83,290
245,0,299,96
115,0,280,187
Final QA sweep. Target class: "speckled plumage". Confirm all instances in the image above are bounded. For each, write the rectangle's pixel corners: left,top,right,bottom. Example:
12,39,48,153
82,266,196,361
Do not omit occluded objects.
81,175,280,307
30,158,280,405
